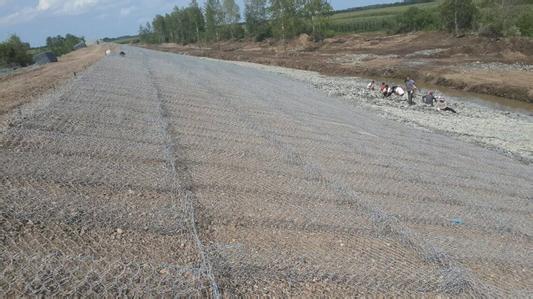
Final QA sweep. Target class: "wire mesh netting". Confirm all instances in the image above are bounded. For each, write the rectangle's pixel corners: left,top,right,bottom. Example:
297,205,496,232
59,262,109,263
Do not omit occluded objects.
1,47,532,297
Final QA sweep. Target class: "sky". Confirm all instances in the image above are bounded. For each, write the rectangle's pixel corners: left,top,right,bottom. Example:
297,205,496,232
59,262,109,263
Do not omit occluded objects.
0,0,395,47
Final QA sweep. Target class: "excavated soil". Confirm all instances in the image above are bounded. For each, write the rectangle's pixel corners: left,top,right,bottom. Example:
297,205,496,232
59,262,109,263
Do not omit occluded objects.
142,32,533,103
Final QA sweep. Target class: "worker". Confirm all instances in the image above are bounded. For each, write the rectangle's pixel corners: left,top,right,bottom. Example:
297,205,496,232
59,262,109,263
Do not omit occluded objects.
405,77,417,105
382,84,390,97
393,86,405,96
422,91,436,106
367,80,376,91
384,86,405,97
435,97,457,113
380,82,387,93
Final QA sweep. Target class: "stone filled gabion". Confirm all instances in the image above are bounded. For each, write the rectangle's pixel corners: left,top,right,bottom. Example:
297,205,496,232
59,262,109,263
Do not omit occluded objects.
1,46,532,297
33,52,58,65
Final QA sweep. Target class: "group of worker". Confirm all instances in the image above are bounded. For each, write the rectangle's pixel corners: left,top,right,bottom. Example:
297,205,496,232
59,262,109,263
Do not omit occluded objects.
366,77,457,113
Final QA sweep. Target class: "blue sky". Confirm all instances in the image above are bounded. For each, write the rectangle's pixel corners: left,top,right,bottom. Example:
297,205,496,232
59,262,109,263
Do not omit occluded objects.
0,0,395,47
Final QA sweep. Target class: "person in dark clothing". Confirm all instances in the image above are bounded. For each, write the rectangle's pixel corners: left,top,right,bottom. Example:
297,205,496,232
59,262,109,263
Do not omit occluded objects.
405,77,417,105
422,91,436,106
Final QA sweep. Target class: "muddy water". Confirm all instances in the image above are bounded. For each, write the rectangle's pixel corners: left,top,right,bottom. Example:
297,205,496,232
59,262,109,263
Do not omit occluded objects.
370,77,533,115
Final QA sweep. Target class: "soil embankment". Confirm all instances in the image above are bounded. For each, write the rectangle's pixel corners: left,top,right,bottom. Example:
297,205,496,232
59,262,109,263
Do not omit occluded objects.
0,44,115,116
141,32,533,104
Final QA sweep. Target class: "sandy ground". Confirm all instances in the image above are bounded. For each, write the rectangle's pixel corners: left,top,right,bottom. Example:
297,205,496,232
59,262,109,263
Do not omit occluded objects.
220,59,533,163
142,32,533,103
0,44,115,117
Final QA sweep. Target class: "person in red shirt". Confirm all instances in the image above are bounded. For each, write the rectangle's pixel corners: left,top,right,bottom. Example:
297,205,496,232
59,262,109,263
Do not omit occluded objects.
380,82,387,93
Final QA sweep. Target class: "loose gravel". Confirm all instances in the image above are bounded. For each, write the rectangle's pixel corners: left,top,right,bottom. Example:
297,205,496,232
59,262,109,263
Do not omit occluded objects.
460,62,533,73
1,46,532,297
227,60,533,162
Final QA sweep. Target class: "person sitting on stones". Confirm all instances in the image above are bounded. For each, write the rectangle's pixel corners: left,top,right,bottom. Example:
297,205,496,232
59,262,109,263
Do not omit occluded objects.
384,86,405,97
422,91,437,106
380,82,387,93
435,97,457,113
382,84,390,97
367,80,376,91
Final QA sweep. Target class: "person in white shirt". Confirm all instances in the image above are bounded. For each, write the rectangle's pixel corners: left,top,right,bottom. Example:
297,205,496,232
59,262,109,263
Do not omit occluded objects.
435,97,457,113
367,80,376,91
384,86,405,97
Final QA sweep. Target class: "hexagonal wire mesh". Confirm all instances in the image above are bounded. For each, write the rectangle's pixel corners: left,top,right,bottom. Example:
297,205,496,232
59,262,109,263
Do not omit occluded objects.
1,47,532,297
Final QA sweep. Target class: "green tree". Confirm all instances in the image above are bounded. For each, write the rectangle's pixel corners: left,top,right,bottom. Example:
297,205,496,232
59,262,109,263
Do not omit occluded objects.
188,0,205,42
222,0,241,38
440,0,479,34
395,7,436,33
0,35,33,67
269,0,303,41
478,0,532,36
517,8,533,36
302,0,332,40
152,15,168,43
139,22,157,43
205,0,223,41
244,0,270,40
46,34,84,56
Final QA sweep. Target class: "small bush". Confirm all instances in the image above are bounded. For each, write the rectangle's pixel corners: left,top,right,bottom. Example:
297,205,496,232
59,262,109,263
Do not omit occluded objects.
478,24,504,38
46,34,84,56
395,7,437,33
0,35,33,67
516,9,533,37
255,26,273,42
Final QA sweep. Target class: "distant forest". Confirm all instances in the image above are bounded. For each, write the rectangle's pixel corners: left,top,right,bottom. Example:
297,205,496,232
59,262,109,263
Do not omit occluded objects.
137,0,533,46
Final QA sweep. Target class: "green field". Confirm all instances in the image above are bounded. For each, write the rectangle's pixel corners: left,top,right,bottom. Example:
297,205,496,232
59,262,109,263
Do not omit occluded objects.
331,1,440,21
328,1,442,33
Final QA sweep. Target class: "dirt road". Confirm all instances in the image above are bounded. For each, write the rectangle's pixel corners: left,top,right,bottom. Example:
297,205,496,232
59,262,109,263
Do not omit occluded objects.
1,46,531,297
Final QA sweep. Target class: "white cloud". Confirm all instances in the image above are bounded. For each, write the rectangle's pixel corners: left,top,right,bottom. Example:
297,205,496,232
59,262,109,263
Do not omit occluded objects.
120,5,136,17
0,0,131,25
0,0,175,28
0,7,40,26
37,0,55,11
60,0,101,15
36,0,103,15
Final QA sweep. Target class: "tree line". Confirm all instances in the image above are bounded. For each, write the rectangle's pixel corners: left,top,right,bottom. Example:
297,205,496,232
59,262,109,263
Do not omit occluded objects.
139,0,332,44
139,0,533,46
374,0,533,37
45,34,85,56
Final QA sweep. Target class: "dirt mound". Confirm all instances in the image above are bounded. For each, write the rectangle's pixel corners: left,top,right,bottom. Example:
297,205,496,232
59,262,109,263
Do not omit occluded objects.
289,33,316,51
500,49,528,63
